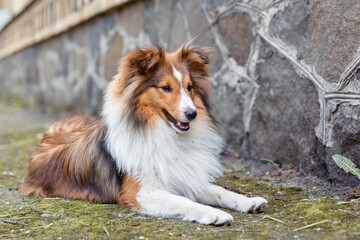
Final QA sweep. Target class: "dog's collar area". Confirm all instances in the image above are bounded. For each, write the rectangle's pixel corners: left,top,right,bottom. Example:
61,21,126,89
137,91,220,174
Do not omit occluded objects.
163,109,190,131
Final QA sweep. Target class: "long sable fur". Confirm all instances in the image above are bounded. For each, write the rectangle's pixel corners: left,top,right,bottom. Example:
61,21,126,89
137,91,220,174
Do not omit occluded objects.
20,115,123,203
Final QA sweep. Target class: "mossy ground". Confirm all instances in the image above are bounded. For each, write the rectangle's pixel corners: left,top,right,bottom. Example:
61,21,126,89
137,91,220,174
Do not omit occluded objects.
0,105,359,239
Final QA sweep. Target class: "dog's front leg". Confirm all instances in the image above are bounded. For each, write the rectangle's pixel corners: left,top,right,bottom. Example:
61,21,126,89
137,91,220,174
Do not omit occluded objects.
136,188,234,225
196,184,267,213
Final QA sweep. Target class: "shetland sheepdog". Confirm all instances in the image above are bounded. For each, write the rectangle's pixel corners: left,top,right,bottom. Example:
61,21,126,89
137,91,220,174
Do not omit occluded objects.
20,45,267,225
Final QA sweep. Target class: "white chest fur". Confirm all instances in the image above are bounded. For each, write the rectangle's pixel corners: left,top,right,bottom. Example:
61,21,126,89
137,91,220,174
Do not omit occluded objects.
103,103,224,200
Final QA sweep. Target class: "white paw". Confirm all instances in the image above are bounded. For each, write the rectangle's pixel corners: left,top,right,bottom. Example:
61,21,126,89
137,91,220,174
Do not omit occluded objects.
234,198,256,213
196,208,234,226
249,197,267,213
234,196,268,213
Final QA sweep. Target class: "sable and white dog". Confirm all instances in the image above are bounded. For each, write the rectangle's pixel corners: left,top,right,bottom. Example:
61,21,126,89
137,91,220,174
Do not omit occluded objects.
20,45,267,226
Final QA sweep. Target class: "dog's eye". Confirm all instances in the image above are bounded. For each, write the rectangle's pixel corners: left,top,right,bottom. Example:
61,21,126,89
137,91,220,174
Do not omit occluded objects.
162,85,172,93
187,85,193,92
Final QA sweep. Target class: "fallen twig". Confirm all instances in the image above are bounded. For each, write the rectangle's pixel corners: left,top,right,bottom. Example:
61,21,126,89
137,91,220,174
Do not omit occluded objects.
260,158,279,168
43,223,53,229
0,212,12,218
216,229,260,233
2,219,28,225
33,209,61,215
274,197,288,202
30,223,53,230
0,216,35,220
103,227,110,236
264,215,284,224
294,220,330,231
60,208,64,219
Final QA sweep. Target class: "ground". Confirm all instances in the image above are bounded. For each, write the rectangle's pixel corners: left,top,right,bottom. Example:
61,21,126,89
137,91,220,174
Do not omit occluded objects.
0,105,359,239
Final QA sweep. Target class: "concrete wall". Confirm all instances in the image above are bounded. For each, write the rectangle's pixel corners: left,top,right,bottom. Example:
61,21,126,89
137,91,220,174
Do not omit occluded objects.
1,0,360,186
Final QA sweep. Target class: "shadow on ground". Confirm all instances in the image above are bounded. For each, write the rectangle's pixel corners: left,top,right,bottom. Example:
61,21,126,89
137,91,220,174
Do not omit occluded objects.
0,105,359,239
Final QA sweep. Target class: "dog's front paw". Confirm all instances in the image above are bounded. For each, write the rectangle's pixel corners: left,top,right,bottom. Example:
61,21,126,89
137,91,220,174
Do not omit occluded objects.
249,197,267,213
234,196,268,213
197,208,234,226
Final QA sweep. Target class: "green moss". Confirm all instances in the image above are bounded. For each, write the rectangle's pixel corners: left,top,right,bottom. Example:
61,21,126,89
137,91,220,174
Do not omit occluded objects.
2,175,358,239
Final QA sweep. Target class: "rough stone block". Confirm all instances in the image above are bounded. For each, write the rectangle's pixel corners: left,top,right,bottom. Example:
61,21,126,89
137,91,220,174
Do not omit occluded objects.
104,35,123,81
211,83,245,155
217,12,253,66
251,44,325,176
269,0,360,83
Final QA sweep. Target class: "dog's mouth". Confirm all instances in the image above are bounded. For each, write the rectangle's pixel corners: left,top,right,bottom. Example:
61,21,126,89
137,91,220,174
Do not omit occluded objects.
163,110,190,132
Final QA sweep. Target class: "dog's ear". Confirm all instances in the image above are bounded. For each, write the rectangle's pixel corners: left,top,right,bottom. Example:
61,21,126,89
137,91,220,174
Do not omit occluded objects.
180,46,212,109
180,46,212,77
127,45,164,75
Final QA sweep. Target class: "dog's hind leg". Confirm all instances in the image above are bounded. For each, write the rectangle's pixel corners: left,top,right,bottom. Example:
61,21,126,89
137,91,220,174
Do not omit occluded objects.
136,188,234,226
196,184,267,213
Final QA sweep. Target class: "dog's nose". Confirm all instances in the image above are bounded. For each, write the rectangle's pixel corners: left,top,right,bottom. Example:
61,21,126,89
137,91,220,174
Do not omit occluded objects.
185,109,197,121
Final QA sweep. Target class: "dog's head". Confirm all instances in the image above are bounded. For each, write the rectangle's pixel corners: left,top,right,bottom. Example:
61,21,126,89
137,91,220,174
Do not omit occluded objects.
106,44,213,132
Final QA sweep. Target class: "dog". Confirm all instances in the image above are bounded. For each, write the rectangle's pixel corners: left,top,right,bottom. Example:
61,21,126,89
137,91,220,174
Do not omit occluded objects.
20,44,267,226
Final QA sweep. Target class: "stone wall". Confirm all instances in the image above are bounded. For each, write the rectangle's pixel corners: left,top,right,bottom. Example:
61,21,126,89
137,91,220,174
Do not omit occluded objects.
1,0,360,186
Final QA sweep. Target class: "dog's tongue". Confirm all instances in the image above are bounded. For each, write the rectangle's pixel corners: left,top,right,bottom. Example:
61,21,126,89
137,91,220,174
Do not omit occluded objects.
176,121,190,130
180,122,189,127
